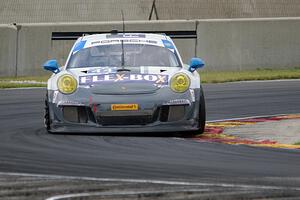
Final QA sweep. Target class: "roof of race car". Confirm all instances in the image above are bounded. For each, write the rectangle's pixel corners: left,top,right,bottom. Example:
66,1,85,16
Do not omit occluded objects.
72,33,175,54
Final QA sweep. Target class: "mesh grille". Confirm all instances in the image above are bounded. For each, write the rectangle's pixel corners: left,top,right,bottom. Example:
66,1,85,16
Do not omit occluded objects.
97,108,159,126
97,115,154,126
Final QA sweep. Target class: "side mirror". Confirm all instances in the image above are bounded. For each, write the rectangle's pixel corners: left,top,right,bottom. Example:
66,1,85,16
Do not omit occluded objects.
189,57,205,72
42,59,60,74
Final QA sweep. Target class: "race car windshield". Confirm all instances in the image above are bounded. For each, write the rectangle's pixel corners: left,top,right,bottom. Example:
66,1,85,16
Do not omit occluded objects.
67,44,180,68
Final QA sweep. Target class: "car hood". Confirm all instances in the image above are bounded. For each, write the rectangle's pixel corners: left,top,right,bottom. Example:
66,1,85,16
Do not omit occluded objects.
68,66,181,95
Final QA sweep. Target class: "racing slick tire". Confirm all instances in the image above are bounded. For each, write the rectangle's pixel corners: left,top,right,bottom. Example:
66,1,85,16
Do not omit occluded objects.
44,92,52,133
188,86,206,136
198,86,206,134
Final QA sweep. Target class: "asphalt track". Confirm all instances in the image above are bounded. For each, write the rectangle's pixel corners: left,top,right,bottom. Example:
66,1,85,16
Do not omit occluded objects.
0,80,300,198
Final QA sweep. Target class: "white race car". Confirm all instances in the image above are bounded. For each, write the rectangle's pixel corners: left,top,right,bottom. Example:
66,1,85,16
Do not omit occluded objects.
43,33,206,134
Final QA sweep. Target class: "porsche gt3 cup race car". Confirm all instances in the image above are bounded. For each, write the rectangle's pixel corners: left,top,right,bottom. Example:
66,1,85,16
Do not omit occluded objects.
43,32,206,134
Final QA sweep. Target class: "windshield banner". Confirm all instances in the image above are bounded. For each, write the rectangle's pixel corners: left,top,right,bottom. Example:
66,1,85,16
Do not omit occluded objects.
79,73,168,85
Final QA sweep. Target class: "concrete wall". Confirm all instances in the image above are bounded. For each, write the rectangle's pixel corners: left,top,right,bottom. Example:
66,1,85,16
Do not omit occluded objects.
0,25,17,77
196,18,300,70
16,20,196,76
0,0,300,23
1,18,300,77
16,22,122,76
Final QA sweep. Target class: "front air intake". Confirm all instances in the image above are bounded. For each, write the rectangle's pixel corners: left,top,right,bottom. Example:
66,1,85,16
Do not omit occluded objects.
159,105,185,122
63,106,89,123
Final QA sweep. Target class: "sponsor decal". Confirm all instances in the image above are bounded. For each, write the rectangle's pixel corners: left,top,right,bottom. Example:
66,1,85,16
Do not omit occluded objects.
52,91,59,103
111,104,139,111
163,99,191,106
106,33,146,38
87,67,117,74
79,73,168,85
189,89,195,102
162,39,175,49
91,39,157,46
72,40,86,54
57,100,85,106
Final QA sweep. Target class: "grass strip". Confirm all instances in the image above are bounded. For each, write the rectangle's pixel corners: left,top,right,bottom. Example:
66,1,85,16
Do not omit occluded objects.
200,68,300,83
1,68,300,88
294,142,300,145
0,82,46,89
0,75,50,82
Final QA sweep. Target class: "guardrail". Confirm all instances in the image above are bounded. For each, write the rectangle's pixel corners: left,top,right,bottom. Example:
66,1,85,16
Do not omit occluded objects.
0,18,299,77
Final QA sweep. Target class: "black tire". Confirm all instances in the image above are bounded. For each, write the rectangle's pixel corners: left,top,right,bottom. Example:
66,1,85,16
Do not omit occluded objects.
44,92,51,132
198,85,206,134
189,86,206,135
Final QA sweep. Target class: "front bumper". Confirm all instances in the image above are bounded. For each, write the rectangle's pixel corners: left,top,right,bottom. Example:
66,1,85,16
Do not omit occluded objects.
47,87,202,133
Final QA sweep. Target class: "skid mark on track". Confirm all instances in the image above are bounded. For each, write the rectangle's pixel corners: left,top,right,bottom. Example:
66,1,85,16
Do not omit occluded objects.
1,171,300,200
0,172,295,190
45,189,212,200
194,114,300,149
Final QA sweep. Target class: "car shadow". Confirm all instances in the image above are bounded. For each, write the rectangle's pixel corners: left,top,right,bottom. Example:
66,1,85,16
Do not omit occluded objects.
49,130,194,138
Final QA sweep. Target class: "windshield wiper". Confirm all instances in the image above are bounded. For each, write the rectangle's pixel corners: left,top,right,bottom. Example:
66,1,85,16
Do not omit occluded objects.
121,10,126,68
117,68,131,72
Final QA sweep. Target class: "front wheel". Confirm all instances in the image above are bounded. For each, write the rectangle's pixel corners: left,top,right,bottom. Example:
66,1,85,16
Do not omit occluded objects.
44,92,52,133
190,86,206,136
198,86,206,134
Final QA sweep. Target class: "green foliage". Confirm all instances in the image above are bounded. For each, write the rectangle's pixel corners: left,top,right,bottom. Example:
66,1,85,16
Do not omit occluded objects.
0,75,50,82
0,82,46,88
1,68,300,88
200,68,300,83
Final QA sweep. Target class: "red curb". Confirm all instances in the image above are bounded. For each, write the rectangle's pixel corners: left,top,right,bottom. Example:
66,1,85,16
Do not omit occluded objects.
194,114,300,149
204,127,224,134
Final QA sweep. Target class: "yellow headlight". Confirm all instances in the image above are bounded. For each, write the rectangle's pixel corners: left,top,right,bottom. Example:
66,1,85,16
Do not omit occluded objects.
57,74,77,94
170,73,190,93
